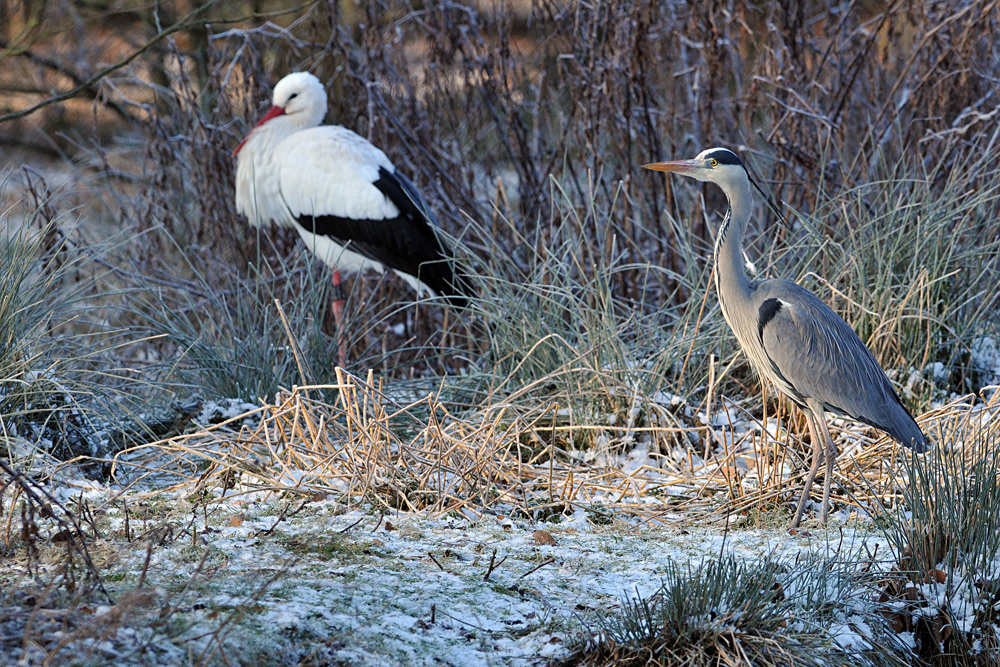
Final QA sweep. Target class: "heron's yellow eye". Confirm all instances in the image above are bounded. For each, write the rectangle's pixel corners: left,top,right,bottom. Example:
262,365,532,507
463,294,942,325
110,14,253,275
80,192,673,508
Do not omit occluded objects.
709,158,719,167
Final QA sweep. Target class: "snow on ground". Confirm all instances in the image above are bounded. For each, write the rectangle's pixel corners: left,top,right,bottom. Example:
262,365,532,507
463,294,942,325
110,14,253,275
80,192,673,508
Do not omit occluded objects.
2,478,892,666
5,388,998,664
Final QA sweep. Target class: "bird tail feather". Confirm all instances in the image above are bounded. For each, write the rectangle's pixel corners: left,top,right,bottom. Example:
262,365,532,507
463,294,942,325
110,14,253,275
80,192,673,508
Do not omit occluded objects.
888,411,931,453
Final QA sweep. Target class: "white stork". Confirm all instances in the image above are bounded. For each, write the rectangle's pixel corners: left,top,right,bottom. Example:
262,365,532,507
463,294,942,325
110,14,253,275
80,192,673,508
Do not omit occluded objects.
233,72,469,364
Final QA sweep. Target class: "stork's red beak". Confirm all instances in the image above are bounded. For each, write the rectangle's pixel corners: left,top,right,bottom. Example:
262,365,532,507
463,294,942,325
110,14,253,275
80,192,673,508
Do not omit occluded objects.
642,159,701,173
233,105,286,156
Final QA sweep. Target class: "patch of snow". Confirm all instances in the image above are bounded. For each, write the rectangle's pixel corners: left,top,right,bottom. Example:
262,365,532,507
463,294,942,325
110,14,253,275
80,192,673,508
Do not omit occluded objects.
652,391,686,408
621,443,650,475
971,337,1000,386
197,398,259,424
9,445,985,666
926,362,950,382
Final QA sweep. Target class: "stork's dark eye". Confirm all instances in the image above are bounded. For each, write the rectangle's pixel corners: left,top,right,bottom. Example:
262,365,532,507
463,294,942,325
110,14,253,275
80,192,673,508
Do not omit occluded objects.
288,93,298,101
709,158,719,167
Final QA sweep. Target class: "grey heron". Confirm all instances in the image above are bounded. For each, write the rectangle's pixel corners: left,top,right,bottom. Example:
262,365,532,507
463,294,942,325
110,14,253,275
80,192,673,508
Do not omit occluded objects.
644,147,930,527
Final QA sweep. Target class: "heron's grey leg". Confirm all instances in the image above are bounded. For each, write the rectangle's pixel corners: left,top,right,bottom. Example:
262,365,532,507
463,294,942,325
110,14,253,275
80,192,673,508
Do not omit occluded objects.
791,410,822,528
813,405,837,524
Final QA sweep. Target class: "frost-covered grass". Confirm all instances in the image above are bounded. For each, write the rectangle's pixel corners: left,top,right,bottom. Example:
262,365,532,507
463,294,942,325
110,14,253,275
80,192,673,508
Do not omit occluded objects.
0,479,906,667
568,552,909,667
875,428,1000,664
3,383,999,665
0,192,150,465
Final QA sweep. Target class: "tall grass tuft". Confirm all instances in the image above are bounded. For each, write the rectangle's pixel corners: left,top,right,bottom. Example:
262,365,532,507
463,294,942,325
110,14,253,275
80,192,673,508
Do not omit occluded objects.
0,221,67,461
564,553,910,667
124,231,342,404
0,189,148,465
876,426,1000,664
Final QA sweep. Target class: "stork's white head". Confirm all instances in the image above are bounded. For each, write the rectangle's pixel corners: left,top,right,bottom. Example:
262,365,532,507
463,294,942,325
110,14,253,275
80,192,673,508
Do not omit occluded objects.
270,72,327,127
643,147,749,191
233,72,327,156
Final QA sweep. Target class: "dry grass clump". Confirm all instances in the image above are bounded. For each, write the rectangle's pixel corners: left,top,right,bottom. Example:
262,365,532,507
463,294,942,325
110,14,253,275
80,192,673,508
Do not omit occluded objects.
104,365,996,530
560,553,909,667
110,368,686,516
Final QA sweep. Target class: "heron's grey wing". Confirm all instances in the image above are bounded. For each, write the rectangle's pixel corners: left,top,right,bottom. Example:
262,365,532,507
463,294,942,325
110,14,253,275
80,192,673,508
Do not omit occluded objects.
756,284,928,451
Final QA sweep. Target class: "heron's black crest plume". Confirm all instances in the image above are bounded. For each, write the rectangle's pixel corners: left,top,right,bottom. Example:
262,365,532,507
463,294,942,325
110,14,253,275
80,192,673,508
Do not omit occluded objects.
748,176,789,229
708,148,789,228
735,153,789,229
704,148,743,166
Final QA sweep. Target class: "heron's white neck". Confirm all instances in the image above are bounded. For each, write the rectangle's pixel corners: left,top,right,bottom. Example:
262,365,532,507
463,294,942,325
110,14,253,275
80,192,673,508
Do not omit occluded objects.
713,177,755,310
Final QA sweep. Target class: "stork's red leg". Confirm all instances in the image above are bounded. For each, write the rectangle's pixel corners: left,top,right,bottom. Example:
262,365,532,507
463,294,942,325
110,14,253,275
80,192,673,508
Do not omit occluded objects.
331,270,347,368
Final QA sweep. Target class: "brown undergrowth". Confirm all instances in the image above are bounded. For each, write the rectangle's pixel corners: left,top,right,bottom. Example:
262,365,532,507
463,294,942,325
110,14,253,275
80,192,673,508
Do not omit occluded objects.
108,368,999,525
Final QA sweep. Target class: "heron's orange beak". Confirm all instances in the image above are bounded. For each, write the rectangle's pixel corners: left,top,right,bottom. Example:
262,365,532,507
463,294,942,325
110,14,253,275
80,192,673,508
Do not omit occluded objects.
642,159,701,173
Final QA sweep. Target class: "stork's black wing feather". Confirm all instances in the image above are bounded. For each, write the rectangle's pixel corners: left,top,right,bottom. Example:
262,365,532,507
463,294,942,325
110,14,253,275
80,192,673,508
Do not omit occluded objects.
374,166,438,228
298,166,471,307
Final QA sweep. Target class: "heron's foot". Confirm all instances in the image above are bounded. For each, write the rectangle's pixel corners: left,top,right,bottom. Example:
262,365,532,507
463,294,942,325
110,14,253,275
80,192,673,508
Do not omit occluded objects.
789,502,840,530
790,495,812,529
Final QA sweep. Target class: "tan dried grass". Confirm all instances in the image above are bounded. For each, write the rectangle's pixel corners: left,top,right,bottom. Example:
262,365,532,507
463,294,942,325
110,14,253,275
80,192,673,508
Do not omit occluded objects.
107,368,1000,525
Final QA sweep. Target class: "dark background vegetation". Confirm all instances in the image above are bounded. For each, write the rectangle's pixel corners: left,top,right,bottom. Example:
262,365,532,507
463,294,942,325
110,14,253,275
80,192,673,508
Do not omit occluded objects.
1,0,998,447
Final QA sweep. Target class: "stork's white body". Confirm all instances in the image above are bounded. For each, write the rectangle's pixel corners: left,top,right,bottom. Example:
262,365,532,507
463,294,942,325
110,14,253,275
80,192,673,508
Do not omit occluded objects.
234,72,460,299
